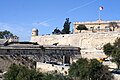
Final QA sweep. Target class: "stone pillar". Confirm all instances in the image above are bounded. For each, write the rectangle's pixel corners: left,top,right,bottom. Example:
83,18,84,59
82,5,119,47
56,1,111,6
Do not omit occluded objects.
63,56,65,64
70,56,73,64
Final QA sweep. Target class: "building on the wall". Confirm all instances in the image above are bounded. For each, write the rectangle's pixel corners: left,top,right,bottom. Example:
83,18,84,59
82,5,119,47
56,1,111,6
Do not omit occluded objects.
74,20,120,33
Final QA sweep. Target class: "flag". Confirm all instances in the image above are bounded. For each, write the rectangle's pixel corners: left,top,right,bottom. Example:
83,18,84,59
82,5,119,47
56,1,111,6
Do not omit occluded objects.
99,6,103,10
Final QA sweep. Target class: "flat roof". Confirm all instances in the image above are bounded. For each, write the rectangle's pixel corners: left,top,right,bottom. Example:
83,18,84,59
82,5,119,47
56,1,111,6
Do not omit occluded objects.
74,20,120,25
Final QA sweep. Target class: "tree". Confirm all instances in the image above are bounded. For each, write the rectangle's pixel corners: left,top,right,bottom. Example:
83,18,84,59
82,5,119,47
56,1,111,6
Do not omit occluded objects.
4,64,44,80
89,59,113,80
76,24,88,33
113,38,120,48
69,58,113,80
4,63,20,80
62,18,71,34
103,43,114,56
44,74,72,80
103,38,120,69
112,49,120,69
0,30,13,39
69,58,89,80
109,22,119,31
52,27,61,34
5,64,72,80
0,32,4,39
112,38,120,69
89,59,102,80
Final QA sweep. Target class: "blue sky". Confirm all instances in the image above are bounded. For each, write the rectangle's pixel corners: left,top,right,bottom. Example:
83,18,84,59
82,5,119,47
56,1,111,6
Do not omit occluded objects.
0,0,120,41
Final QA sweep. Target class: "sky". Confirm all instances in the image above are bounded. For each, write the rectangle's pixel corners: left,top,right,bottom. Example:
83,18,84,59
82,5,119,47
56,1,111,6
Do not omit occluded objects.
0,0,120,41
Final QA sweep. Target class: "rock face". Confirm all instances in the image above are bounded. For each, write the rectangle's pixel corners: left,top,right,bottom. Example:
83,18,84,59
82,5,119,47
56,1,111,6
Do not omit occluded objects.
30,32,120,49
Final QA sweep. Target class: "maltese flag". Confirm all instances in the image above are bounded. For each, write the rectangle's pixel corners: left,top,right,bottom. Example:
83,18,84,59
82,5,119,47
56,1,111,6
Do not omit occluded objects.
99,6,104,10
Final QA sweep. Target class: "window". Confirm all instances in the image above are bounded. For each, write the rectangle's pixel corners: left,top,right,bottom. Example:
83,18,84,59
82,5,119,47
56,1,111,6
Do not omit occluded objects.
97,26,100,31
105,26,109,32
90,27,93,30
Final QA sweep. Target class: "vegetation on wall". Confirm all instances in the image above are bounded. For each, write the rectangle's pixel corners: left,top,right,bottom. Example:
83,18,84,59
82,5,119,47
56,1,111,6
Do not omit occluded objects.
76,24,88,33
109,22,119,31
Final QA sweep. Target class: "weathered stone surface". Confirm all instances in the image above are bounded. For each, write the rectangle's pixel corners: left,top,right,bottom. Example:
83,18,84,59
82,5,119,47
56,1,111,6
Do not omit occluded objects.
31,32,120,49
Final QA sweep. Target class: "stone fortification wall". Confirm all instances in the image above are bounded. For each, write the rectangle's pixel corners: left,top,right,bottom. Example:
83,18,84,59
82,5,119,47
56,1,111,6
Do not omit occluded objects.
31,34,80,47
30,32,120,49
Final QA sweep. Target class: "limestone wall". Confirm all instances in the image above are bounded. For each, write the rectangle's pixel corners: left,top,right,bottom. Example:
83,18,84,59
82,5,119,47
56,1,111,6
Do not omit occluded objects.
30,32,120,49
31,34,80,47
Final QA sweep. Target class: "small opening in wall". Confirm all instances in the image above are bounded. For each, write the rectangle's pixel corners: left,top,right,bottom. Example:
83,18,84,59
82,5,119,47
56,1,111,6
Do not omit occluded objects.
62,36,64,37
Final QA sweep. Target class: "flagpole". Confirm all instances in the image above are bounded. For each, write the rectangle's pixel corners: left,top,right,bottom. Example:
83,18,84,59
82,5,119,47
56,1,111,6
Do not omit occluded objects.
99,6,103,20
99,10,100,20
